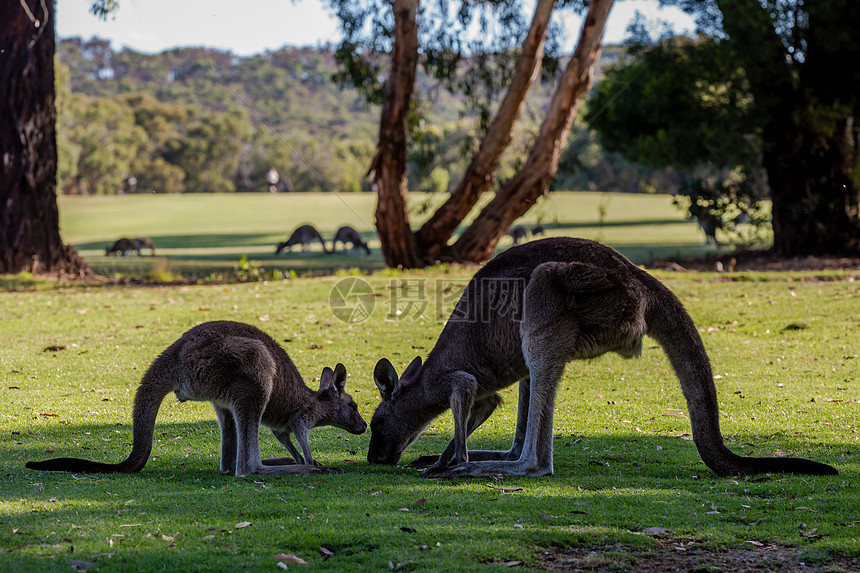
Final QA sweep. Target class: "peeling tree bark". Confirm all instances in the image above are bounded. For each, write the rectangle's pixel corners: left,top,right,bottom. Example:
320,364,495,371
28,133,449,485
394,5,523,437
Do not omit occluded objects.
448,0,614,263
372,0,615,268
0,0,89,276
414,0,557,260
370,0,421,268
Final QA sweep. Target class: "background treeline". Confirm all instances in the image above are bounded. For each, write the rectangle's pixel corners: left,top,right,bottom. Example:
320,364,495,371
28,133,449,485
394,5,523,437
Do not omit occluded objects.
56,38,674,196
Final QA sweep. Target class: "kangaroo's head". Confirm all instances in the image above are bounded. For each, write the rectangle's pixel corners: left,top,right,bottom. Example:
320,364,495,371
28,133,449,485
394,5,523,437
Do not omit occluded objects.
367,356,428,465
316,363,367,435
275,241,287,254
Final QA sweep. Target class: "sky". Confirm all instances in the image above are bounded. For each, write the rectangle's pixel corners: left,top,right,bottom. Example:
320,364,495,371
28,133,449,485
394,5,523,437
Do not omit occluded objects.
56,0,696,56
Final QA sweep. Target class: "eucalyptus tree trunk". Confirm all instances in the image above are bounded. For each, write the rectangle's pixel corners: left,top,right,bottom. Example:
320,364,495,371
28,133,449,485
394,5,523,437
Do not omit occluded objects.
372,0,615,267
370,0,421,268
0,0,90,275
414,0,557,260
448,0,614,263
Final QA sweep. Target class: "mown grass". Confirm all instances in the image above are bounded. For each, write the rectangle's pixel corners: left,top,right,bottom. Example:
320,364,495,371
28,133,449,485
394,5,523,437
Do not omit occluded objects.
57,191,722,279
1,267,858,571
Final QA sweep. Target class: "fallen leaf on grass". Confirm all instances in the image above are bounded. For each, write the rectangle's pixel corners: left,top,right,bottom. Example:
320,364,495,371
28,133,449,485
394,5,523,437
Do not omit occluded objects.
414,498,426,505
745,540,764,546
500,560,523,567
320,546,335,557
274,553,307,565
235,521,252,529
538,514,554,520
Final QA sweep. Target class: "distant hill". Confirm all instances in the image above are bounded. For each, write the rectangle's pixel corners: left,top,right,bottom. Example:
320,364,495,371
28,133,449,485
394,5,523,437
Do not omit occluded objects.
55,38,655,196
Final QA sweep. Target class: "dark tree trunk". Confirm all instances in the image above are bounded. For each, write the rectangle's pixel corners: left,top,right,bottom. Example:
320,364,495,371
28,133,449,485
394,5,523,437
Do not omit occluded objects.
414,0,556,260
0,0,89,276
448,0,614,263
370,0,421,268
716,0,860,256
765,115,859,256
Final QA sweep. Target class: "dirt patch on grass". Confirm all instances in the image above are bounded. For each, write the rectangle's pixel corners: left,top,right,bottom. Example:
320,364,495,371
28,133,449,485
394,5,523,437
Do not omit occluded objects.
535,540,858,572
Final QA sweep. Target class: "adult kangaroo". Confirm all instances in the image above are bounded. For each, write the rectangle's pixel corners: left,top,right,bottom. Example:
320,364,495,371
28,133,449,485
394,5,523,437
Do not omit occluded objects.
276,224,331,255
332,226,371,255
27,321,367,476
368,238,837,478
105,238,139,256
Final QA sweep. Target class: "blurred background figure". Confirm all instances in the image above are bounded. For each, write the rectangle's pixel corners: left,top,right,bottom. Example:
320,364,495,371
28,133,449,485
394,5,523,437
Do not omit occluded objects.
266,166,280,193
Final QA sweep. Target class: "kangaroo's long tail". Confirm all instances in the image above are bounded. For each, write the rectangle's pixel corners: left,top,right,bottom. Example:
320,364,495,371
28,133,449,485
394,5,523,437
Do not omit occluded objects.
26,358,176,474
642,273,837,476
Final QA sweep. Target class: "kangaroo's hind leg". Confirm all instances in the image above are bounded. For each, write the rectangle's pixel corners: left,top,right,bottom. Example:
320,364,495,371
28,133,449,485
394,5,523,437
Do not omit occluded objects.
214,405,238,473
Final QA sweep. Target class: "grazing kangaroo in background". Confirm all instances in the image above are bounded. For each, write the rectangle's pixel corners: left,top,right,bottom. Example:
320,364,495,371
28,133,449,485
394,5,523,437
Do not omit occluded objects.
105,238,139,256
332,226,371,255
133,236,156,256
696,213,720,245
275,224,331,255
508,226,528,245
368,237,837,478
27,321,367,476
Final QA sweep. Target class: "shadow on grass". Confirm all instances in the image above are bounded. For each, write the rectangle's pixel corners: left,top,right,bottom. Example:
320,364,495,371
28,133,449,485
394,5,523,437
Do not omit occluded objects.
70,218,719,280
7,422,855,569
14,420,850,481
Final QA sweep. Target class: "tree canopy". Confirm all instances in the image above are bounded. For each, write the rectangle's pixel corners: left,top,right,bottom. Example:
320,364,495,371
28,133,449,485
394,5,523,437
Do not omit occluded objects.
590,0,860,255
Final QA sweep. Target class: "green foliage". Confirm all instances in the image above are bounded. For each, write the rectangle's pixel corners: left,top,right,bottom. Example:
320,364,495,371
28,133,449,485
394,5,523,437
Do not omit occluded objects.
56,39,380,195
54,37,671,201
587,36,758,171
0,269,857,570
602,1,860,256
586,36,769,238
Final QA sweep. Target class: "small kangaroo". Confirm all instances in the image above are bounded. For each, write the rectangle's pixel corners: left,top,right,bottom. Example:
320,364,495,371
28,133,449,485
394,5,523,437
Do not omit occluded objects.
26,321,367,476
368,237,837,478
332,226,371,255
133,236,156,256
105,238,139,256
275,224,331,255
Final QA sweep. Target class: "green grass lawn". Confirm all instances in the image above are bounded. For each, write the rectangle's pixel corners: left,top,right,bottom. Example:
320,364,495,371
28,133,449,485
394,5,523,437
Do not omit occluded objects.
57,191,724,279
1,265,857,571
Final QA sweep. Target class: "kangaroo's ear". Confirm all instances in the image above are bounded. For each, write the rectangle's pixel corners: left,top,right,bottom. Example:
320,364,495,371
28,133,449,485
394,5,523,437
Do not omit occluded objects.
373,358,399,401
319,366,335,391
333,363,347,392
401,356,422,382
